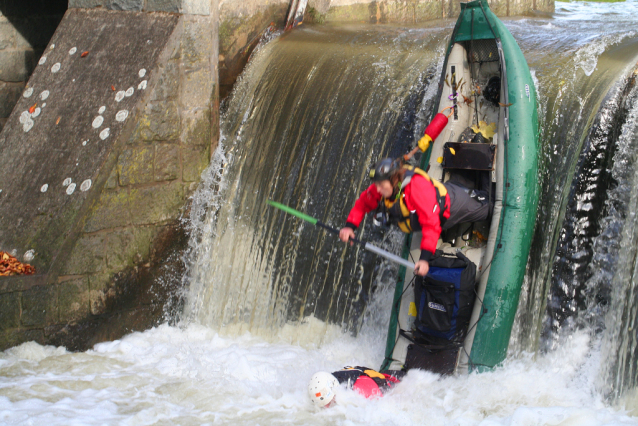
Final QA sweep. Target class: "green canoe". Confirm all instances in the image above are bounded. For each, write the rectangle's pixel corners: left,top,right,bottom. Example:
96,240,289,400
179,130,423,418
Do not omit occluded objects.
381,0,539,373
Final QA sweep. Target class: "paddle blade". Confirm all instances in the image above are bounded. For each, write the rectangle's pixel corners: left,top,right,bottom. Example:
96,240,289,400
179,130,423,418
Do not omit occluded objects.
267,200,318,225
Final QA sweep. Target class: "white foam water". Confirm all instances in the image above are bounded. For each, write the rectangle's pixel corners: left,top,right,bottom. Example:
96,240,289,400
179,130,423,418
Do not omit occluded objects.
1,321,636,425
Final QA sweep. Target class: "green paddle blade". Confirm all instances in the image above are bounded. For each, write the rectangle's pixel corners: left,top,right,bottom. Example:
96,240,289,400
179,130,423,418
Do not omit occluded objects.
267,200,318,225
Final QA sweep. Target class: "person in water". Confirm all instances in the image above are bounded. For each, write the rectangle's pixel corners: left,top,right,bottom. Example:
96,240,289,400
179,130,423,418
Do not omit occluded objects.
339,157,491,277
308,366,400,408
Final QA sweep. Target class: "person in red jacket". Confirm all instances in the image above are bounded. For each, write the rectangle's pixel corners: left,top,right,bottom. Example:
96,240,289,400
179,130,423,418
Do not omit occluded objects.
308,366,400,408
339,158,490,276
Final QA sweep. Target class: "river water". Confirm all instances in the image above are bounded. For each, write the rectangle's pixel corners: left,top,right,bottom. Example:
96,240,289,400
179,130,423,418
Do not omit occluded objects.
3,2,638,424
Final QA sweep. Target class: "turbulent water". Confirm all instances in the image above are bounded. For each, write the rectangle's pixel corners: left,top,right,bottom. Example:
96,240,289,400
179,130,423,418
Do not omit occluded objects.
3,2,638,424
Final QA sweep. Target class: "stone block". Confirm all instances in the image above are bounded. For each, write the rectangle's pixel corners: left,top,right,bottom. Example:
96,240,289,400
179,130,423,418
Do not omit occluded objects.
129,182,184,225
181,67,213,109
84,189,132,233
68,0,106,8
146,0,181,13
58,278,90,323
0,21,17,50
182,145,210,182
0,81,24,118
106,0,144,11
155,144,180,181
182,0,211,15
150,60,179,102
118,146,155,186
0,329,44,351
88,273,114,315
105,166,118,189
182,17,214,66
133,101,180,142
21,284,57,327
62,234,106,275
0,49,36,82
0,292,20,331
105,227,155,270
0,274,47,295
181,108,211,146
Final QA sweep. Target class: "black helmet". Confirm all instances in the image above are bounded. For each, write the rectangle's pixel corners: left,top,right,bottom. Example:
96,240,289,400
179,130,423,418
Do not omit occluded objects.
369,158,400,182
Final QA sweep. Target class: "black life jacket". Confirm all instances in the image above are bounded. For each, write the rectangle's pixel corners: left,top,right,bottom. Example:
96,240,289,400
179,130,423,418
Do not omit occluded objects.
384,165,448,233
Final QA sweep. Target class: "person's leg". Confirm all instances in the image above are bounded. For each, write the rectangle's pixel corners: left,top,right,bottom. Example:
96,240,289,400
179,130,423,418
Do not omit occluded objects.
442,182,491,230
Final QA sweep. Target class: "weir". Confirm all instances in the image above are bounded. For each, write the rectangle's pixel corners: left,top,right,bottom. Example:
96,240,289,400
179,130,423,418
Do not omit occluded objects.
6,0,638,422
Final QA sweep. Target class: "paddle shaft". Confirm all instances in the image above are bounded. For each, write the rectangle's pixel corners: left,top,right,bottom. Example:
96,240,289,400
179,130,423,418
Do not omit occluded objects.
268,200,415,270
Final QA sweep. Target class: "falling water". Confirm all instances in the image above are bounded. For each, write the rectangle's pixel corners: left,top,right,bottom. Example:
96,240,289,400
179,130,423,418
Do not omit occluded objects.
3,3,638,424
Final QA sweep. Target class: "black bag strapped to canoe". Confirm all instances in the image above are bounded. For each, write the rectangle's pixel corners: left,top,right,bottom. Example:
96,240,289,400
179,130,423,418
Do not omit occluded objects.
413,250,477,345
404,342,460,375
441,142,496,171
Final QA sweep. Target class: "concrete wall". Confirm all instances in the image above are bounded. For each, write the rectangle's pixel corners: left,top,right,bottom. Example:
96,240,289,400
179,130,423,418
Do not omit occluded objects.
0,4,219,351
218,0,289,99
307,0,554,23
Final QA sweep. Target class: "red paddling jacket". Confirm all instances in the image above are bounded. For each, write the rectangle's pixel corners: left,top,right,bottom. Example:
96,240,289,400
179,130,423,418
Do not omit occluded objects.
345,165,450,262
332,366,399,398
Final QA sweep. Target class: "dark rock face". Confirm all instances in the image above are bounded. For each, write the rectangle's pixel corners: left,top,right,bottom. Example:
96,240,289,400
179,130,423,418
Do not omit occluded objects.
0,7,218,351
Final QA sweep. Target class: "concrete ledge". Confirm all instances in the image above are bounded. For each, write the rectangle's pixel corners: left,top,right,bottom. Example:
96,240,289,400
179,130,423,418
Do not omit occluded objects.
69,0,213,15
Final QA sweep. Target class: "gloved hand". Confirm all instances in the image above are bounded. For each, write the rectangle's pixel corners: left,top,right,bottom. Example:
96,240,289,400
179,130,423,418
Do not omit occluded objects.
418,134,432,152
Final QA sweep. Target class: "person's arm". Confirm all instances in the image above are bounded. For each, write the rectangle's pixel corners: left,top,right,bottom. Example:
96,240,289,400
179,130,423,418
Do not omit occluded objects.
339,184,381,243
404,176,442,275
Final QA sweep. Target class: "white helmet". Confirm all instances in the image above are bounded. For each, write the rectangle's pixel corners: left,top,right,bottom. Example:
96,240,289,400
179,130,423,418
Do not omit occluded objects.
308,372,339,408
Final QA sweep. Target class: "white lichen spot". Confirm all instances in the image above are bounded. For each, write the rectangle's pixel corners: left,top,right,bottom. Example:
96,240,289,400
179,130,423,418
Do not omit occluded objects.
98,106,106,114
23,250,35,262
99,128,110,140
80,179,92,192
138,80,147,90
51,63,61,73
66,183,76,195
69,47,77,55
19,111,31,124
115,110,128,122
40,90,49,100
63,178,72,187
23,118,34,133
92,116,104,128
39,56,47,65
32,107,41,118
139,68,146,78
23,87,34,98
82,140,88,146
50,44,55,50
42,103,46,108
125,87,134,97
40,184,48,193
115,91,126,102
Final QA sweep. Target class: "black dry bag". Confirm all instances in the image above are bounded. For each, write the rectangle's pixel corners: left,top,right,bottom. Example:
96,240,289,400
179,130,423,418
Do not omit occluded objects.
413,251,477,343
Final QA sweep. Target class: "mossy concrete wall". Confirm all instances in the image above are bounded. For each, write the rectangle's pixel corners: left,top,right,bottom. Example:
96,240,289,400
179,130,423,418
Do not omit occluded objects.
0,5,219,351
308,0,554,23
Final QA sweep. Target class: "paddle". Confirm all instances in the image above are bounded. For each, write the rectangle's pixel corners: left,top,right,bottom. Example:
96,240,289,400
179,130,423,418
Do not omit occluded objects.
267,200,415,270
